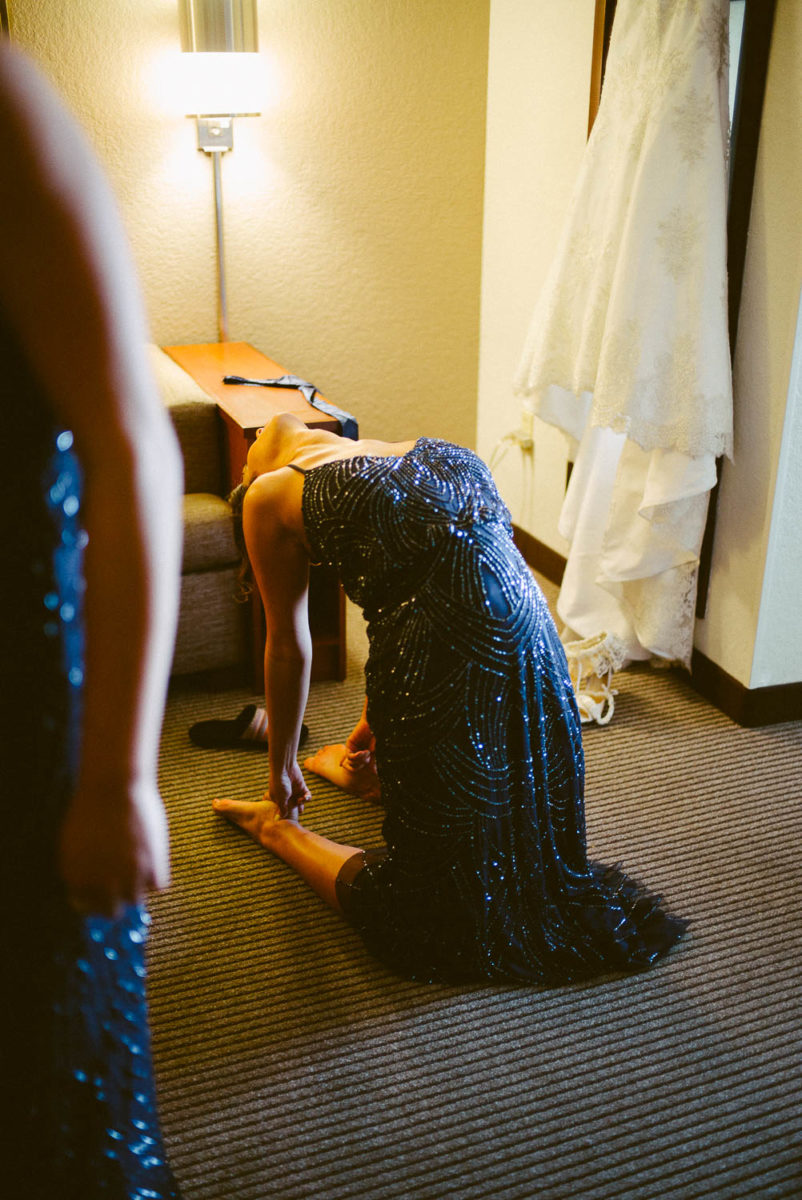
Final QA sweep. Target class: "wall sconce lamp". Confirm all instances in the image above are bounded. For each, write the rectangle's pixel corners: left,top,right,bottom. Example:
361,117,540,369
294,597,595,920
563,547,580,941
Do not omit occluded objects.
179,0,261,341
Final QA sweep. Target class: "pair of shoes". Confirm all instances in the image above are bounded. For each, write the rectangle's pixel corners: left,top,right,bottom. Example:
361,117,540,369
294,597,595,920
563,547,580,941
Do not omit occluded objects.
562,632,627,726
189,704,309,751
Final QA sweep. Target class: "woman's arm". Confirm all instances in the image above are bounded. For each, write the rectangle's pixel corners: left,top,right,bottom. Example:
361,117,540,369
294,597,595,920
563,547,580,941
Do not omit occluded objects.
0,47,183,914
243,474,312,818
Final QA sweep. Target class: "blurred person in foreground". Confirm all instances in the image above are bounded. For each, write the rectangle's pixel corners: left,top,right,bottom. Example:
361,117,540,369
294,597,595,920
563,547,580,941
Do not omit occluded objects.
0,43,182,1199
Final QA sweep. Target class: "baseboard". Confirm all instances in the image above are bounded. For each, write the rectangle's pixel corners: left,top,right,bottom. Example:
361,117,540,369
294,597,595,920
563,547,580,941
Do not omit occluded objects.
690,650,802,728
512,524,566,585
512,523,802,728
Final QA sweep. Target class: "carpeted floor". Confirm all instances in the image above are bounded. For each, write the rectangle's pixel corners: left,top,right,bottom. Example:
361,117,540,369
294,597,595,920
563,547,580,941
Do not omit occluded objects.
150,583,802,1200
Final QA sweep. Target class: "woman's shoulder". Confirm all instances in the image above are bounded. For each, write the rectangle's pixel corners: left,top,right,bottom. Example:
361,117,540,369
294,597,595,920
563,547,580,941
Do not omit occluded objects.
354,436,418,458
243,467,304,537
245,464,295,501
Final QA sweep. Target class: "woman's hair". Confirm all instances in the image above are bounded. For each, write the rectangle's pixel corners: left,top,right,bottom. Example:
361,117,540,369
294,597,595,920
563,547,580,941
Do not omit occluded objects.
228,480,254,598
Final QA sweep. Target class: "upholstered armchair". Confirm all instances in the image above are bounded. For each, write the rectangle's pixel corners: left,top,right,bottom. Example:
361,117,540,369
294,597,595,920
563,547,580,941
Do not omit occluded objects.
148,345,248,676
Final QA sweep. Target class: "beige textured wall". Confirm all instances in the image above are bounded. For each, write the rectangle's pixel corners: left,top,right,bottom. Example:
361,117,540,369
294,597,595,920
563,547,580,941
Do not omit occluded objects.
9,0,489,444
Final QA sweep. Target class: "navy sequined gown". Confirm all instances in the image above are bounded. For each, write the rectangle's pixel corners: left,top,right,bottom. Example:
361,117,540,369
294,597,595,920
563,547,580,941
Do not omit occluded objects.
300,438,687,984
1,323,179,1198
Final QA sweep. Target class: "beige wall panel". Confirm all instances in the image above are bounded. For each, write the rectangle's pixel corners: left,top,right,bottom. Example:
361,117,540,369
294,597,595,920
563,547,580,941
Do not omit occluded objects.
477,0,595,545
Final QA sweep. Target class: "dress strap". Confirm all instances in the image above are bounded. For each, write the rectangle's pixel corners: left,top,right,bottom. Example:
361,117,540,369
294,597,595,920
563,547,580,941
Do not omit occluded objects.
286,462,306,475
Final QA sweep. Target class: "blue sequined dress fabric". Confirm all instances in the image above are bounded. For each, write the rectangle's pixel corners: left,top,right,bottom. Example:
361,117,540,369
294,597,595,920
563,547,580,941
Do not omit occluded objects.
302,438,687,983
0,324,179,1198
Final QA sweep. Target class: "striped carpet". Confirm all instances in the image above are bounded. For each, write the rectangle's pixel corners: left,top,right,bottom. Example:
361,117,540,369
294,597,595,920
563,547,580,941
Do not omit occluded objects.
150,585,802,1200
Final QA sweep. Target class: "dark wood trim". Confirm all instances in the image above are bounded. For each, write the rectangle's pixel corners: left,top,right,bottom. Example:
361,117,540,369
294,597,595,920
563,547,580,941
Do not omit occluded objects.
512,524,566,586
1,2,9,37
587,0,616,136
725,0,778,349
691,648,802,728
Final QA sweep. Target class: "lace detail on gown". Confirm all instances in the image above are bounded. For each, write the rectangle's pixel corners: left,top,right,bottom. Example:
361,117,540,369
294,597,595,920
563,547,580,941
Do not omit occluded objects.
514,0,733,462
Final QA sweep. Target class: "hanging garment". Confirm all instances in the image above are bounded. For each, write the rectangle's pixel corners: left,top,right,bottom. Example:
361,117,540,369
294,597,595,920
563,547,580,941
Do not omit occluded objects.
514,0,733,667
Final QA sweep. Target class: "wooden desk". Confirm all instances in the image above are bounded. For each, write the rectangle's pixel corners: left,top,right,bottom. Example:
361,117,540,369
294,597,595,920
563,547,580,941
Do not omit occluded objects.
163,342,351,684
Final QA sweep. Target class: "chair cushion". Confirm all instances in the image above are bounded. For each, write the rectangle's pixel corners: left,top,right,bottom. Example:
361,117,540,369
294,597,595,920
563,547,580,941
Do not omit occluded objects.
148,345,223,495
183,493,239,572
172,566,248,674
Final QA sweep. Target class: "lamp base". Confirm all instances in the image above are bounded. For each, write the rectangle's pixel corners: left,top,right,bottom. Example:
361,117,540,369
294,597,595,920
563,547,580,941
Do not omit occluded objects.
196,115,233,152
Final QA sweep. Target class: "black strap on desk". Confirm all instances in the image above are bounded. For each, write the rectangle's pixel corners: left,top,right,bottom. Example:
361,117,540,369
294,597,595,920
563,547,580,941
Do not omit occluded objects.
222,374,359,440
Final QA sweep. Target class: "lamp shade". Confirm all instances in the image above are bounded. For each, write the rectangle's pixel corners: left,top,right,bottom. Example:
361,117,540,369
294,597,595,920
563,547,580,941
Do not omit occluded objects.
178,0,261,116
181,52,262,116
179,0,258,53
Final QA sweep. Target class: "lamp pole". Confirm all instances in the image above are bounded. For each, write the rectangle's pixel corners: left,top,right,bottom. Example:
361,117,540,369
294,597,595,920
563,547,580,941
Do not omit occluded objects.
179,0,259,343
211,151,228,342
195,114,234,342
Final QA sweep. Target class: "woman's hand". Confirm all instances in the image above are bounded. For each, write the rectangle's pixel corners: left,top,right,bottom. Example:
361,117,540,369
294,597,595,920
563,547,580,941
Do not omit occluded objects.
58,779,171,918
268,761,312,820
342,712,376,773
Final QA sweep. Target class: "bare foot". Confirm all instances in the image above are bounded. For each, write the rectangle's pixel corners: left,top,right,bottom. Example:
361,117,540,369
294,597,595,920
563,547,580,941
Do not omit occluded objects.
303,743,382,802
212,797,299,849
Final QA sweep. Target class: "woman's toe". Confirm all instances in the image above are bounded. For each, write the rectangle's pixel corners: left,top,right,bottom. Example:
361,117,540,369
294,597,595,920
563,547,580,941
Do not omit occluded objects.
213,796,242,813
213,797,260,826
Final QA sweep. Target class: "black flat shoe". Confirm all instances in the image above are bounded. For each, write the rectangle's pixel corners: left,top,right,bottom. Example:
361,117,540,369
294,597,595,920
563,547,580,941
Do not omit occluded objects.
188,704,309,752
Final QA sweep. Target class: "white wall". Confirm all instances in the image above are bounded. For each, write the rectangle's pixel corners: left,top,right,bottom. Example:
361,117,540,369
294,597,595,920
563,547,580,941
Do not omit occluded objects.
694,0,802,687
751,288,802,687
477,0,596,545
10,0,489,446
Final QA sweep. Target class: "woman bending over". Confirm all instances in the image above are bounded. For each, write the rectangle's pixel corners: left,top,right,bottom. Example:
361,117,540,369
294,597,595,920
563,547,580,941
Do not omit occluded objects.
215,414,686,983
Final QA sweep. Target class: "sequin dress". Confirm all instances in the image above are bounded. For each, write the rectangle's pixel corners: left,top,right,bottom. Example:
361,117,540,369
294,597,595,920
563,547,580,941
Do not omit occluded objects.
0,322,179,1198
300,438,687,983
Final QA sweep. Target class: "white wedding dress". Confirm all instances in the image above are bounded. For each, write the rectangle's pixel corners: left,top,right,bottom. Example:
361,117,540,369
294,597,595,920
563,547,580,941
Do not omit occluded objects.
515,0,733,667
